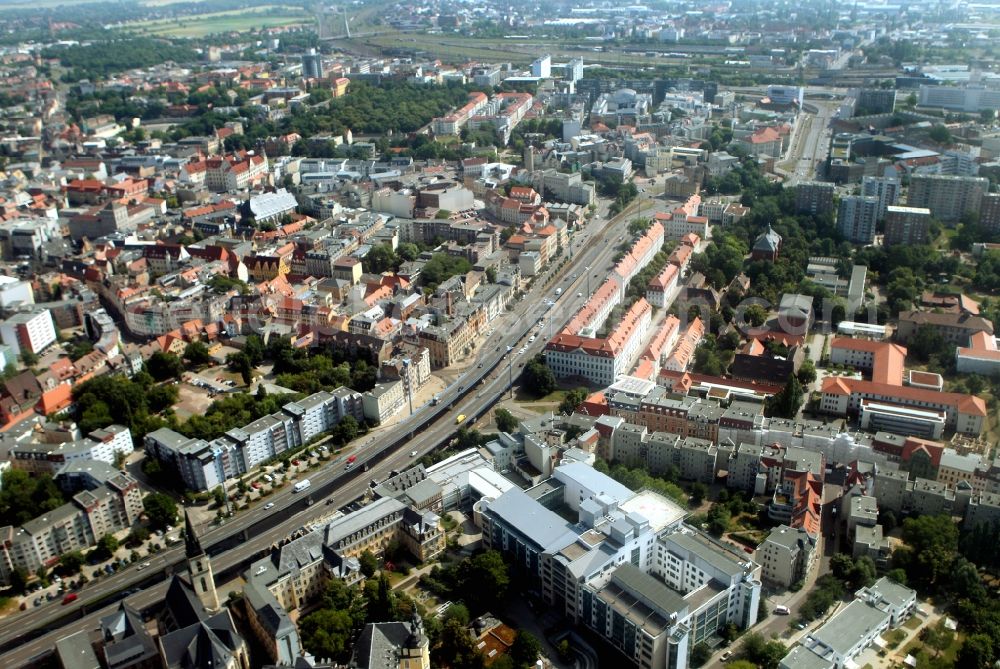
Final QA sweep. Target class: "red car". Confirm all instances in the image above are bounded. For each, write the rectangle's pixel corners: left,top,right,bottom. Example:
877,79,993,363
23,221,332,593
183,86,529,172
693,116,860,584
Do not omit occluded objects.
292,459,300,466
62,593,78,605
252,482,262,489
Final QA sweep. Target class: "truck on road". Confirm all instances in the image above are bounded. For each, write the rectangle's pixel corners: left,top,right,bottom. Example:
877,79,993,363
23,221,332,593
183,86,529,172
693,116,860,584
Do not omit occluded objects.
293,479,311,493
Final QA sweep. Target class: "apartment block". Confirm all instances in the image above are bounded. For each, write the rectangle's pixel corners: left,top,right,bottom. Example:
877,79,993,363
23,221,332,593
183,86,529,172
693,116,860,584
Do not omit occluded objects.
837,195,879,244
145,389,363,490
883,205,931,246
907,174,988,223
861,176,901,220
0,471,142,583
0,308,56,356
980,193,1000,234
758,525,817,588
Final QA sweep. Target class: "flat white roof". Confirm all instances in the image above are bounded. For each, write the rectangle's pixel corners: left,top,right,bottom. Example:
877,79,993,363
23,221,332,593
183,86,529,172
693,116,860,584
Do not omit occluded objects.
620,490,687,532
861,400,946,420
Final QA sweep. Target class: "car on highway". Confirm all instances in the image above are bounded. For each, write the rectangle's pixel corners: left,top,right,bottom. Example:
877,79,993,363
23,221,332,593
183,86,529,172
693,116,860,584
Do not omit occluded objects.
410,450,418,457
136,562,151,571
456,414,466,424
264,502,275,510
61,594,77,605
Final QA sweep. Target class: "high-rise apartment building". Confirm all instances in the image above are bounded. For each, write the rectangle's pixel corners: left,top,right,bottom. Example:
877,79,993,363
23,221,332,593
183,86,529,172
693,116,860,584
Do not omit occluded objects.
838,195,880,244
884,205,932,246
908,175,988,222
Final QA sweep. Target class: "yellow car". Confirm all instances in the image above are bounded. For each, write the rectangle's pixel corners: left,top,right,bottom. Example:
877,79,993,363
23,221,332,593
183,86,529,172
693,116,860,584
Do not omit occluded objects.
456,414,466,425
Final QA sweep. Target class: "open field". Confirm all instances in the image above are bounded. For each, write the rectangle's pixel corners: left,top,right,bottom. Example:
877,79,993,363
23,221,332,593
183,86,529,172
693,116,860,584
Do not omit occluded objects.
0,0,106,8
121,7,310,37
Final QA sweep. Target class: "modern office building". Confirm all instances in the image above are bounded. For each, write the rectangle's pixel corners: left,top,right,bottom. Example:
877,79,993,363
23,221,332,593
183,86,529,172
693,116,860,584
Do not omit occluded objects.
481,463,760,669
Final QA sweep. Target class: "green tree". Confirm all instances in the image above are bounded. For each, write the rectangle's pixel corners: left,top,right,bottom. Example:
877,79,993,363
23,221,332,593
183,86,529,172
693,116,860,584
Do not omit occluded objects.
728,662,758,669
766,374,804,419
58,551,85,575
797,360,817,385
689,482,708,507
457,550,509,613
928,124,952,144
435,618,485,669
127,526,150,547
444,602,471,626
909,325,946,362
0,470,66,527
923,621,955,658
691,642,712,667
331,415,360,445
359,549,378,577
183,341,212,366
743,304,768,327
364,244,399,274
92,534,119,562
510,631,542,669
212,486,226,508
559,387,589,415
9,567,29,594
894,514,958,590
364,573,397,622
225,351,253,384
299,608,354,661
397,243,420,261
143,492,178,531
957,634,995,669
521,355,556,398
494,408,518,433
707,504,731,536
739,632,787,669
146,351,184,381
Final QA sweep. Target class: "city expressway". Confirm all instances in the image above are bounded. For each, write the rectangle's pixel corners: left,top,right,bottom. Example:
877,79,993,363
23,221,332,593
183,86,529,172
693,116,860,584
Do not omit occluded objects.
1,197,647,667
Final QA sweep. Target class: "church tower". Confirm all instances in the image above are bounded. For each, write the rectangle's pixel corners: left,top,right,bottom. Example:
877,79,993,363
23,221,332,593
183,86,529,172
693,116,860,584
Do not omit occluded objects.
184,511,220,612
400,611,431,669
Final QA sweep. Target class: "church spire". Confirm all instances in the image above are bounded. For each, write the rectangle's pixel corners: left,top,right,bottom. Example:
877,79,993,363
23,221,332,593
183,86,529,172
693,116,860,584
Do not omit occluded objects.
184,510,203,559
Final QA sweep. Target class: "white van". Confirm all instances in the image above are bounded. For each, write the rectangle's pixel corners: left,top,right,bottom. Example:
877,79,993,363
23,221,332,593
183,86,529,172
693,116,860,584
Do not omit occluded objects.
774,605,790,615
292,479,311,493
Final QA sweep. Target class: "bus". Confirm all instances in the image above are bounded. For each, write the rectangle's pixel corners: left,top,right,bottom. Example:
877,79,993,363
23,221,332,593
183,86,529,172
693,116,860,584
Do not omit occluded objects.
292,479,311,493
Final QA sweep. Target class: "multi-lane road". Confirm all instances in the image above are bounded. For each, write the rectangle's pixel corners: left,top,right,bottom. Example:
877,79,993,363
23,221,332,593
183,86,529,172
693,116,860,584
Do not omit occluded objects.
1,196,644,667
782,99,839,186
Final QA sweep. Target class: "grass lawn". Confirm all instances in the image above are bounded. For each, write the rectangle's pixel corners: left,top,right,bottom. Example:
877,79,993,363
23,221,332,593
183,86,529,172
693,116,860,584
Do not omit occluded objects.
514,388,568,403
904,616,923,631
884,628,907,649
119,6,309,37
902,633,963,666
